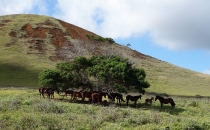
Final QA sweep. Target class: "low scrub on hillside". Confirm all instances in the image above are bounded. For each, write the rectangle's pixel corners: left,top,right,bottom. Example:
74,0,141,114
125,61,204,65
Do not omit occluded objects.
1,88,210,130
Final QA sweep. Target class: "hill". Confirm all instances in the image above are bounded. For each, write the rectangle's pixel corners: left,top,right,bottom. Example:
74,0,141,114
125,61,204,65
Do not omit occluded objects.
0,14,210,96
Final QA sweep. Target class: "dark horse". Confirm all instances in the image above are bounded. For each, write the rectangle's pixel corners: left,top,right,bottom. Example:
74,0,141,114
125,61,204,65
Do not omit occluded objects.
39,87,58,99
39,87,54,98
155,96,176,108
108,92,125,105
126,95,142,106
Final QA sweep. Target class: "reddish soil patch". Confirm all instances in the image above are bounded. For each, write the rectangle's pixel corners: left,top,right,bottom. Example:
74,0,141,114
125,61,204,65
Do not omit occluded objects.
0,23,5,27
0,20,12,27
58,20,97,40
1,20,12,23
9,31,17,37
21,24,49,39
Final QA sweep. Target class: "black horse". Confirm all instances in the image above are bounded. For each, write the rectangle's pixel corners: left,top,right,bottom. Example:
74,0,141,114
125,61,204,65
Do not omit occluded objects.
108,92,125,105
126,95,141,106
155,95,176,108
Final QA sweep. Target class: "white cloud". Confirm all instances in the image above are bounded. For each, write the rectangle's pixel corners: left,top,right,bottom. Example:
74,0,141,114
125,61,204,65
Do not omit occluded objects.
0,0,48,16
202,69,210,75
1,0,210,52
53,0,210,51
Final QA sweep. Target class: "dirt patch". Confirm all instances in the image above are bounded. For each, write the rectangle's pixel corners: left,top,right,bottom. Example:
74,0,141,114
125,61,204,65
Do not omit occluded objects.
0,20,12,27
0,23,5,27
21,24,49,39
9,31,17,37
1,20,12,23
58,20,97,40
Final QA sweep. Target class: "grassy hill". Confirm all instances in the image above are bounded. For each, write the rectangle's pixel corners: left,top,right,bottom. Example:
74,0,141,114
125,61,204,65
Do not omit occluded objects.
0,14,210,96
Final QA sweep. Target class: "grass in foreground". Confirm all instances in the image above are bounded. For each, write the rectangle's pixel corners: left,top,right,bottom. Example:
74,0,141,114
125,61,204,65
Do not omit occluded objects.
1,88,210,130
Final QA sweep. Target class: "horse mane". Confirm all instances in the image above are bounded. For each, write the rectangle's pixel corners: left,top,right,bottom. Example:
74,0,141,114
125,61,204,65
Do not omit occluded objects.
156,95,164,99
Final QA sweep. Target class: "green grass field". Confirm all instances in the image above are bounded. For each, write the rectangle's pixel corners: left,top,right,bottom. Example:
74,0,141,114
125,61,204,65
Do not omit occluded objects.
1,88,210,130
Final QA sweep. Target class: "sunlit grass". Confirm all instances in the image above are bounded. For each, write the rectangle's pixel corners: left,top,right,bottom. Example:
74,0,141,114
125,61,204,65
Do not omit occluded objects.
1,88,210,130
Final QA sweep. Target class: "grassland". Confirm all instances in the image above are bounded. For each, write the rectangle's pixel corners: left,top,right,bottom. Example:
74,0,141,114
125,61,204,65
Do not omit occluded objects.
1,87,210,130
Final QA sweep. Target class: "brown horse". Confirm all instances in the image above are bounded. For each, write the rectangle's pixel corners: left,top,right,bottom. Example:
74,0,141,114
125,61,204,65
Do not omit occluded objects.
72,92,82,102
126,95,142,106
91,92,107,105
65,89,74,100
155,96,176,108
145,97,154,105
38,87,54,99
81,91,98,103
39,87,47,98
108,92,125,105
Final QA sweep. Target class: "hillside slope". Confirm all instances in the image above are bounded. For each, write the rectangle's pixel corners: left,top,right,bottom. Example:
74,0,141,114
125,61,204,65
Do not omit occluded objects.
0,14,210,96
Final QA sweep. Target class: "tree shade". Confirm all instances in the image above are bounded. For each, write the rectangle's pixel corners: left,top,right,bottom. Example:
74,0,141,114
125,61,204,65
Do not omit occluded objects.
38,56,150,94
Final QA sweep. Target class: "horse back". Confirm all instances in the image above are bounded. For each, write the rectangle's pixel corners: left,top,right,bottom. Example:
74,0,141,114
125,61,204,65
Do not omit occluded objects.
73,92,82,98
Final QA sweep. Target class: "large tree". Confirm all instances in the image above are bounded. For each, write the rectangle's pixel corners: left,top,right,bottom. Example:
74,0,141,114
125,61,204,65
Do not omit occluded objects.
38,56,150,94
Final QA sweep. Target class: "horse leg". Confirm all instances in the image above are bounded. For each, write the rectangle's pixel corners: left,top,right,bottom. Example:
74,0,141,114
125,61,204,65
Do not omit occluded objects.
42,93,45,98
161,103,163,108
126,100,129,106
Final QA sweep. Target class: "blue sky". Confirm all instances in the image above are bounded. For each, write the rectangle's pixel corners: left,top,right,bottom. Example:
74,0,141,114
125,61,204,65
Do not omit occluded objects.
0,0,210,74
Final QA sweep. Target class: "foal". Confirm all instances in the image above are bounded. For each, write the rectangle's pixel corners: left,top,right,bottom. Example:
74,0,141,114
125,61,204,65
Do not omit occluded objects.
145,97,154,105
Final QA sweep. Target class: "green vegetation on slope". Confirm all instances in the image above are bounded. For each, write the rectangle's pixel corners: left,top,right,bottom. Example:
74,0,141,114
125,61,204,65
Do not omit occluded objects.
0,14,210,96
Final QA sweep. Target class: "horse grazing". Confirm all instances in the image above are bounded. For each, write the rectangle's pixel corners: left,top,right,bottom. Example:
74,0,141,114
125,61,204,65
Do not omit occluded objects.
145,97,154,105
155,96,176,108
108,92,125,105
126,95,142,106
91,92,107,105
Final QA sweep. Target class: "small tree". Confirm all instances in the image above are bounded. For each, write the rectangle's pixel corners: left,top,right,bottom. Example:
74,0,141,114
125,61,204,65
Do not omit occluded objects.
38,69,61,89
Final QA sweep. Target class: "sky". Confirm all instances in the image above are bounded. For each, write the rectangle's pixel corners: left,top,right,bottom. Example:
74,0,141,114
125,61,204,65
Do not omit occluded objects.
0,0,210,74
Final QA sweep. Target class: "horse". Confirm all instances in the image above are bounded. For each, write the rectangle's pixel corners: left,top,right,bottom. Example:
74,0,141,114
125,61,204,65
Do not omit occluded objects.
45,89,54,99
126,95,142,106
39,87,47,98
108,92,125,105
65,89,74,100
155,96,176,108
81,91,98,103
91,92,107,105
38,87,54,99
145,97,154,105
72,91,82,102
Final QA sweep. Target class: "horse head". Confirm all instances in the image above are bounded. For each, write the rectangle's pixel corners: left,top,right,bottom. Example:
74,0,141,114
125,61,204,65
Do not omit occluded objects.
155,96,158,101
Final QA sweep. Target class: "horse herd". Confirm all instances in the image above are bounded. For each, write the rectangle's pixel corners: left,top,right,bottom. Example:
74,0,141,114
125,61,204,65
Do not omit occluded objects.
38,87,176,108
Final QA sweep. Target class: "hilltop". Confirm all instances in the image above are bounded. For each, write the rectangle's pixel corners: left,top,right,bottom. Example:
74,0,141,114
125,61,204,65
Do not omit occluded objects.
0,14,210,96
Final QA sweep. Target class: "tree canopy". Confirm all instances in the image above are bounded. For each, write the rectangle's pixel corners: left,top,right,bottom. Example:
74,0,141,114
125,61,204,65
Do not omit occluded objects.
38,56,150,94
